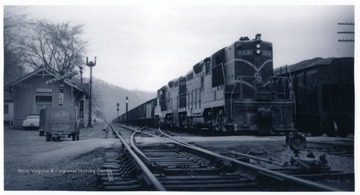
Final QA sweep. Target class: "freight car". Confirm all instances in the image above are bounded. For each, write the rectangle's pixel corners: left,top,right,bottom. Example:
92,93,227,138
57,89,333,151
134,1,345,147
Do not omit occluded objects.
274,57,354,137
116,98,157,126
115,34,295,134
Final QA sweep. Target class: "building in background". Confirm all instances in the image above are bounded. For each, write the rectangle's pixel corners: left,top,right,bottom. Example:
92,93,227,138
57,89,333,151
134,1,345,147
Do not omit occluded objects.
4,67,89,129
4,91,14,126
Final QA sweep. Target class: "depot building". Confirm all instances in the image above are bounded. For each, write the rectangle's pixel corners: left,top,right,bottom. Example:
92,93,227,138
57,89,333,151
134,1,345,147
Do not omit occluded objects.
4,67,90,129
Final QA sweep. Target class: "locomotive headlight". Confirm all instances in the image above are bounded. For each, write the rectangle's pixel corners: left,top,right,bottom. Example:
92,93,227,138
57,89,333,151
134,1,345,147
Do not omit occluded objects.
256,49,261,55
256,44,261,48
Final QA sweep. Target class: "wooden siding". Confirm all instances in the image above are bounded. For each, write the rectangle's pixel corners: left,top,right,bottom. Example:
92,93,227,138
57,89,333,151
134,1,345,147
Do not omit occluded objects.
12,74,85,128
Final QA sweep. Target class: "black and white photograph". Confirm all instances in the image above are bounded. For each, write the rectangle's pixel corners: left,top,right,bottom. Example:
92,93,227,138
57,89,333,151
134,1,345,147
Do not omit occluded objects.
2,0,357,193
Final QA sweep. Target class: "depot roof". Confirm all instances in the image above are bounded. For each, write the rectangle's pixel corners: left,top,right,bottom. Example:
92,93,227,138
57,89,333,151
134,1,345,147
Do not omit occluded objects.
4,66,86,93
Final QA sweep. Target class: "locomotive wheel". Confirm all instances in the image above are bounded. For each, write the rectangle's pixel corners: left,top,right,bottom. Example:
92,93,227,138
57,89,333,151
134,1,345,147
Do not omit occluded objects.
215,110,226,132
183,121,189,129
219,122,227,132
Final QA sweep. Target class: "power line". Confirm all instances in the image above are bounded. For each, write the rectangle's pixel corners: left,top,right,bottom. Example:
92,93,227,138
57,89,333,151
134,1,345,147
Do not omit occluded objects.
337,22,354,43
337,22,354,25
337,31,354,34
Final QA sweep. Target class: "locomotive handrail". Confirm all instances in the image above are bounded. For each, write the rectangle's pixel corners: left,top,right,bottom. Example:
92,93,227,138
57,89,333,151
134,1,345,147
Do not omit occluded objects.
220,63,226,113
229,75,296,120
285,65,296,119
272,75,296,119
270,76,293,98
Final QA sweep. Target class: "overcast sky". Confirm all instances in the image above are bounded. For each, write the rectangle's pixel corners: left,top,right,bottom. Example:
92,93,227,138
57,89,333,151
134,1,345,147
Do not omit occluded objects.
3,2,356,92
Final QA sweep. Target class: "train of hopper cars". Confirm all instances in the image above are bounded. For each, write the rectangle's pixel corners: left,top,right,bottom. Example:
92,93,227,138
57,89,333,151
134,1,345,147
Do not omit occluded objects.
113,34,354,137
274,57,354,137
114,34,296,134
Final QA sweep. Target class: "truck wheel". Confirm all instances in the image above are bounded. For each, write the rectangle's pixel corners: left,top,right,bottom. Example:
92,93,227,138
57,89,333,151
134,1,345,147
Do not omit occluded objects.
46,134,51,142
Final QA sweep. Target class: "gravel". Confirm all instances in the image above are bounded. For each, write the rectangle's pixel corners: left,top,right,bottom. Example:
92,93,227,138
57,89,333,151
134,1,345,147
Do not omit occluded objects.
4,125,354,191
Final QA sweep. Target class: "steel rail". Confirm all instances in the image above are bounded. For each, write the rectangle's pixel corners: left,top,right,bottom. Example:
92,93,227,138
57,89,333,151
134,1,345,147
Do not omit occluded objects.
109,124,166,191
113,124,341,191
158,129,341,191
130,129,154,163
230,151,284,166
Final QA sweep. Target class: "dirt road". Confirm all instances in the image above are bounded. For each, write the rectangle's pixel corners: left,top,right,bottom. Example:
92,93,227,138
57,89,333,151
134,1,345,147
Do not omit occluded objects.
4,123,117,191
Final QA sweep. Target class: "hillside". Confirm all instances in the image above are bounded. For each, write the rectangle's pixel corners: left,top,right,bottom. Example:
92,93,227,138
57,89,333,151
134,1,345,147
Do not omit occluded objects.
91,78,156,121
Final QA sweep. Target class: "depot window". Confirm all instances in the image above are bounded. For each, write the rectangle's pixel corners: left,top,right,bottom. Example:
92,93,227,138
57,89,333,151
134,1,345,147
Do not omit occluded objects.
35,95,53,103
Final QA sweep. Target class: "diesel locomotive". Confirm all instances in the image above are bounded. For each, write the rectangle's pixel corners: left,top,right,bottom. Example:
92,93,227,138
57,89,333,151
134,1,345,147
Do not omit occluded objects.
115,34,296,134
274,57,354,137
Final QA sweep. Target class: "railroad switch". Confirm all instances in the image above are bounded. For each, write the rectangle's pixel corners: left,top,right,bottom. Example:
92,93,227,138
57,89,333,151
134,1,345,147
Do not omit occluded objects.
289,153,330,172
286,131,307,157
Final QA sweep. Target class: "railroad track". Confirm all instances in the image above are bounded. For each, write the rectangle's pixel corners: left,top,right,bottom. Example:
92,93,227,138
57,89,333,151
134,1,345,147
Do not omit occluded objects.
305,137,354,156
97,124,353,191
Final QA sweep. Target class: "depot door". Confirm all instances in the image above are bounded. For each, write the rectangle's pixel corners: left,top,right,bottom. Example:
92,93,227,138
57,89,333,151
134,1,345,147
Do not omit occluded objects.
35,95,53,114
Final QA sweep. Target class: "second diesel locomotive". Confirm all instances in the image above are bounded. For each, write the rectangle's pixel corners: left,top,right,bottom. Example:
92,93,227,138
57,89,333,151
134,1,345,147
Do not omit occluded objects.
115,34,295,134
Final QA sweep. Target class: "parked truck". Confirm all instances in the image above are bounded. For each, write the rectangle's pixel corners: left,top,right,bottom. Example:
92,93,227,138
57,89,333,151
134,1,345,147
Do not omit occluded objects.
44,105,81,141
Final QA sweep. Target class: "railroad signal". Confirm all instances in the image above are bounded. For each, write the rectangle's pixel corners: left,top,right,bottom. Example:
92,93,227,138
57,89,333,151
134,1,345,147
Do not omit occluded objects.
117,103,119,116
86,56,97,128
126,96,128,125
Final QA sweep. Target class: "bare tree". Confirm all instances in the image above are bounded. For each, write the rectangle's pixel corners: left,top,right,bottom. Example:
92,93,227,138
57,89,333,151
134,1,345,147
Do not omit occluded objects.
22,20,87,76
4,7,28,84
